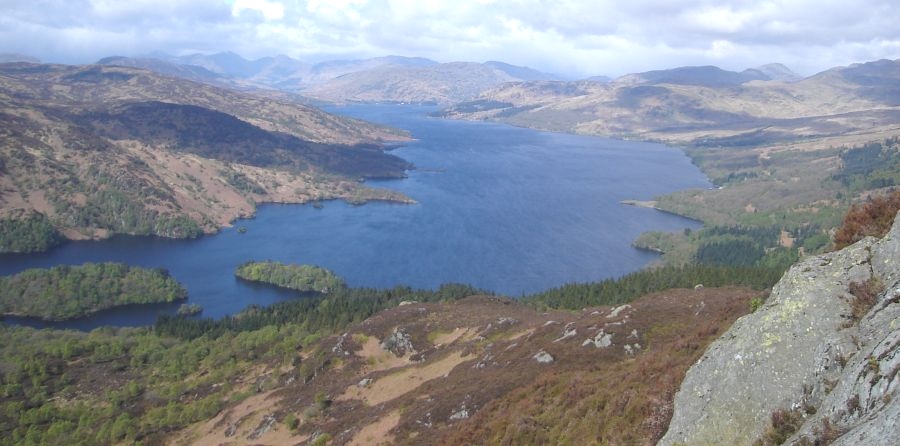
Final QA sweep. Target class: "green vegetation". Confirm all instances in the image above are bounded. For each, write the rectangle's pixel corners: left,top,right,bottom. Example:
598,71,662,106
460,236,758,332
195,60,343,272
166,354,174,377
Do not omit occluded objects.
156,282,484,340
0,324,294,445
235,261,346,293
176,303,203,316
0,263,186,320
219,169,265,195
524,264,782,310
59,184,203,240
831,137,900,193
0,279,483,445
0,213,64,253
635,138,900,278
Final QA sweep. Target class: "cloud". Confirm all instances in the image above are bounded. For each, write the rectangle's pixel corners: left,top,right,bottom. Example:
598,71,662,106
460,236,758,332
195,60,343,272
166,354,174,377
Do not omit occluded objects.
232,0,285,21
0,0,897,77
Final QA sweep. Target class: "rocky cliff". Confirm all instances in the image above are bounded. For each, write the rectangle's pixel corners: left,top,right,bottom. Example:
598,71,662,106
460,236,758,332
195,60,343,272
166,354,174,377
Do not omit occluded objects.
661,212,900,445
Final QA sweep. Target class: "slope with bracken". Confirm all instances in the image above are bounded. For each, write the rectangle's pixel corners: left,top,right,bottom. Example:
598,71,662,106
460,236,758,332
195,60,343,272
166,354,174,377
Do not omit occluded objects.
171,287,758,445
0,63,413,251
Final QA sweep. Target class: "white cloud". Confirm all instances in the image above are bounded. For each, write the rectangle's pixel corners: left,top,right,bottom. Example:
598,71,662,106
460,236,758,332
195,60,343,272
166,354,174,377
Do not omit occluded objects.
0,0,897,77
232,0,285,21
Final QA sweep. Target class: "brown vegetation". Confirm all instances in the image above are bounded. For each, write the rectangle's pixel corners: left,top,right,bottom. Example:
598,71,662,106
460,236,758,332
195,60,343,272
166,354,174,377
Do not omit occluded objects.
833,190,900,249
175,287,758,445
848,277,885,322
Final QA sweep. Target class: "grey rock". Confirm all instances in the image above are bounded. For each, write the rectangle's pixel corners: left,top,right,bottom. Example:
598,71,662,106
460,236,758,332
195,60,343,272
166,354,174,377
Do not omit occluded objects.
582,329,613,348
660,212,900,446
553,322,577,343
533,350,554,363
380,327,416,357
247,414,276,440
607,304,632,319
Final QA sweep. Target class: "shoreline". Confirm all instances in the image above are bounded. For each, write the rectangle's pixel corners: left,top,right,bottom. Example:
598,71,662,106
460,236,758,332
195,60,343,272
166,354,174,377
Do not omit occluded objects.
620,199,705,224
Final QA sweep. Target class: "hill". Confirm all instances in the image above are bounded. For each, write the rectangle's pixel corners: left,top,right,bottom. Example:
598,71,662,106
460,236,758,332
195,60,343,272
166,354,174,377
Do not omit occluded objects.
0,62,413,251
442,59,900,146
615,65,771,87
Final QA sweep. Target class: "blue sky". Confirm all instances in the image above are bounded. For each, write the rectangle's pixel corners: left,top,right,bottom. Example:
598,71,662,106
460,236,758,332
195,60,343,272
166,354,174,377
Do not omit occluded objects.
1,0,898,77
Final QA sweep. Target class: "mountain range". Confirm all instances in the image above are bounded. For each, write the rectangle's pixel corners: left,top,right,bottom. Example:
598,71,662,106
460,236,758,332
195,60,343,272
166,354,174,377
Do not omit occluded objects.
95,51,810,106
96,52,564,103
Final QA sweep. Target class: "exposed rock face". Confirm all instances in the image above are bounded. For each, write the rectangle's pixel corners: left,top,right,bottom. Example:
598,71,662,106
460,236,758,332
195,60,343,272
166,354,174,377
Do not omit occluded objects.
380,327,416,357
661,213,900,445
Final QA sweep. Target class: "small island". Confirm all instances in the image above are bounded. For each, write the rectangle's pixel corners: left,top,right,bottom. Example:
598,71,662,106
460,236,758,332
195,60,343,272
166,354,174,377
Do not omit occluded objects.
234,261,346,293
176,303,203,316
0,262,187,321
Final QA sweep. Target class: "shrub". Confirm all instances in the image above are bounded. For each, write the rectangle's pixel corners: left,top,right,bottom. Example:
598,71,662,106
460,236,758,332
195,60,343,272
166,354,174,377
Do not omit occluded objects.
848,277,884,322
833,190,900,249
755,407,804,446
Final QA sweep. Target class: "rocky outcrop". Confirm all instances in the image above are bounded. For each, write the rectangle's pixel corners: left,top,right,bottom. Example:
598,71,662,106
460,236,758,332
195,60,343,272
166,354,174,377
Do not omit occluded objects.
661,213,900,445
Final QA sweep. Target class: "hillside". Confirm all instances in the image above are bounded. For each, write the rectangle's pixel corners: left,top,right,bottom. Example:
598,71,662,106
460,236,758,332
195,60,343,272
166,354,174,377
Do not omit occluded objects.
171,288,758,445
0,63,413,251
442,59,900,146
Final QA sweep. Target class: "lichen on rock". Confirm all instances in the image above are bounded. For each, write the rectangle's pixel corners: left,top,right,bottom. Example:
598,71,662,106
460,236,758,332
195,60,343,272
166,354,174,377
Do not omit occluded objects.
660,212,900,446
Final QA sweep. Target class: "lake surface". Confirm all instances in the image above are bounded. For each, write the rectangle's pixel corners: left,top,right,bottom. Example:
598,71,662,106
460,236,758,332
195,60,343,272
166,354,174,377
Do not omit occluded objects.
0,105,709,329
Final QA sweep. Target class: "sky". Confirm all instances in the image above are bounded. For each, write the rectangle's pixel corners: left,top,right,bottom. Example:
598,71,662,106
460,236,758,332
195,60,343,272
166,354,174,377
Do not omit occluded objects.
1,0,898,78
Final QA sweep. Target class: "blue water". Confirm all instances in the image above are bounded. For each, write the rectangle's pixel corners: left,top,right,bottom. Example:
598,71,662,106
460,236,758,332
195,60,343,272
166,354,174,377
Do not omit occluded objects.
0,105,709,329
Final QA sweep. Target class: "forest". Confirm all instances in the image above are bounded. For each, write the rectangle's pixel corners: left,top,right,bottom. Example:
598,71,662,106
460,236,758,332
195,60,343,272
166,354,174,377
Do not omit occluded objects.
0,263,187,320
0,213,63,253
524,263,783,310
235,261,346,293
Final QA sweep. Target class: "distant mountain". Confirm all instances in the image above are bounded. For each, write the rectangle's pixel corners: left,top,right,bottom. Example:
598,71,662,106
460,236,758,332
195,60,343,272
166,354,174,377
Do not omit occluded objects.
0,53,39,63
97,56,226,84
292,55,440,88
483,61,563,81
751,63,802,82
441,59,900,146
0,62,412,251
615,65,770,87
92,52,560,102
168,51,270,78
585,75,612,83
302,60,564,104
